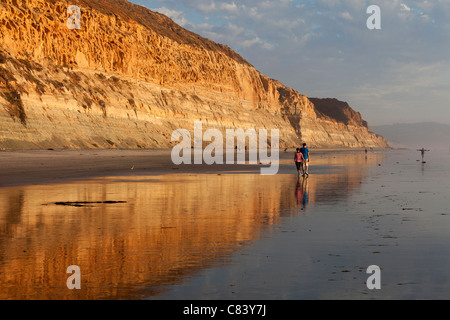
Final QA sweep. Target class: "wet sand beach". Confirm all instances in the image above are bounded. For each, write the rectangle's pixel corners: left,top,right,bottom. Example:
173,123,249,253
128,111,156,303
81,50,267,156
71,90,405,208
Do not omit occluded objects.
0,148,369,188
0,148,299,188
1,148,450,299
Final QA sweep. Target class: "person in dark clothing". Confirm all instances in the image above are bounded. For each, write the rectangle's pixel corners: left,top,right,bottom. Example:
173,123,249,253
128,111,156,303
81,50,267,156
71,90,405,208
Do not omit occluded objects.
299,143,310,176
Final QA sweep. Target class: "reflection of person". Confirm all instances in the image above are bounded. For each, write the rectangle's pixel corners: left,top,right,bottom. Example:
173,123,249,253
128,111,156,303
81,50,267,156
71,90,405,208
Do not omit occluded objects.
294,148,305,176
301,176,309,207
300,143,310,176
295,176,309,208
296,177,302,206
417,148,430,162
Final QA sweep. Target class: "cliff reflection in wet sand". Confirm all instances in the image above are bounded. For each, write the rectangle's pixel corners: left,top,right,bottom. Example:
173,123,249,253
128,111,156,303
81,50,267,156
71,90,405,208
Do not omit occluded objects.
0,151,383,299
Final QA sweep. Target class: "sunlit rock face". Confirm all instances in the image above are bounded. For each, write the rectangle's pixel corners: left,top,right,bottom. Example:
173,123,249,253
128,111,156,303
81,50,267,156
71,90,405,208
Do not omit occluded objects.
0,0,388,149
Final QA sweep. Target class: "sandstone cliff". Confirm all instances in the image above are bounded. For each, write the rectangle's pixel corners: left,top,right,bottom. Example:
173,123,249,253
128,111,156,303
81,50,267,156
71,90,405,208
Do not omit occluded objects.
0,0,388,150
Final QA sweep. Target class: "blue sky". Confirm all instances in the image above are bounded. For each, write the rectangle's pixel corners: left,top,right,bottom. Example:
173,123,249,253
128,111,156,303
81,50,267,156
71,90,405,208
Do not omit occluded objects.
129,0,450,126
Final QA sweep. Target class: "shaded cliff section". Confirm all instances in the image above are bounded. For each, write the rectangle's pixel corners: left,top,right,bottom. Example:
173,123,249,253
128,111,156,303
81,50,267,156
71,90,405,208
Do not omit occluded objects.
309,98,369,129
0,0,388,150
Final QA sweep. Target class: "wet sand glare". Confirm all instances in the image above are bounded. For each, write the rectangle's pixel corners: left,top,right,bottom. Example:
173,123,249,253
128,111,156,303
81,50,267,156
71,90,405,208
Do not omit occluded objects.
1,149,449,299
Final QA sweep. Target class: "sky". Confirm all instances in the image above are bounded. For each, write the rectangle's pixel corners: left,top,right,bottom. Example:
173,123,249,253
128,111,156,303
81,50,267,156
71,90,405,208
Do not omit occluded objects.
129,0,450,126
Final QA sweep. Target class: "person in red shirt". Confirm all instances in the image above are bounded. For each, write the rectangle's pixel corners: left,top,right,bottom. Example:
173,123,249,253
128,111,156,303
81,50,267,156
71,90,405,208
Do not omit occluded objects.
294,148,305,176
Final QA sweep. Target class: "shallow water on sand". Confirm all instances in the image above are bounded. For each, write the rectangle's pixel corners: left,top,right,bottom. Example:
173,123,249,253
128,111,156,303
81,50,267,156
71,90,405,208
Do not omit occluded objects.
1,149,449,299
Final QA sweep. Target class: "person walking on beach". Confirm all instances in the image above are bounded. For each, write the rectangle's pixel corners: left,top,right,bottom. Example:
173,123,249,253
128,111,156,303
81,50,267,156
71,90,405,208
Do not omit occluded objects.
294,148,305,176
417,147,430,162
300,143,310,176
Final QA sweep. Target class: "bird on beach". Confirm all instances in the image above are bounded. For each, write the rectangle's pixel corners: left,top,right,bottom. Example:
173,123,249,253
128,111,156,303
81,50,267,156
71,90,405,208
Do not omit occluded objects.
130,165,134,170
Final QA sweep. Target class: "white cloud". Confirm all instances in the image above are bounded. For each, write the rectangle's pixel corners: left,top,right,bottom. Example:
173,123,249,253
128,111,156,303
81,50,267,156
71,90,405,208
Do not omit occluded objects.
220,2,238,13
242,36,260,48
197,1,217,14
262,42,275,50
153,7,189,26
248,7,263,19
340,11,352,21
400,3,412,12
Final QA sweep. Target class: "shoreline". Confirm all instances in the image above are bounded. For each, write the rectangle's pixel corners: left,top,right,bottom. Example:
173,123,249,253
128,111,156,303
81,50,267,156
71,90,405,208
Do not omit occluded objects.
0,147,390,189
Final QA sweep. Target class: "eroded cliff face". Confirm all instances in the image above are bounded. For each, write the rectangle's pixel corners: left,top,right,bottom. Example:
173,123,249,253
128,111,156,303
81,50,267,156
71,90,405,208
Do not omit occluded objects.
0,0,388,149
